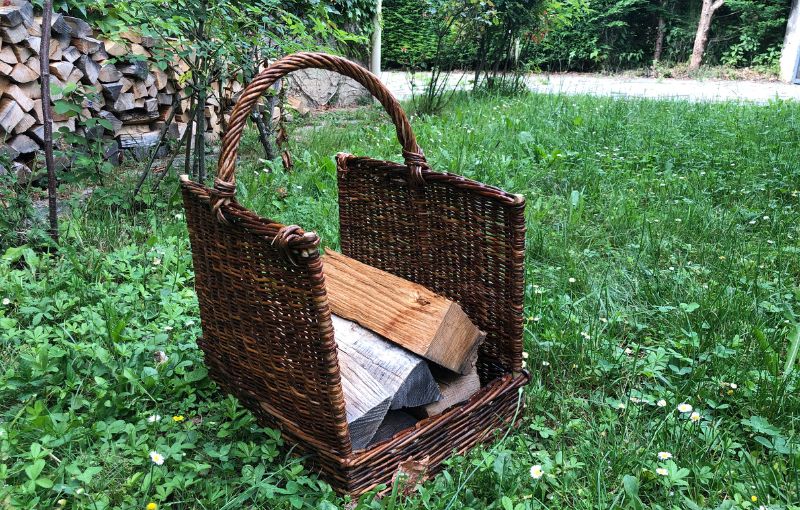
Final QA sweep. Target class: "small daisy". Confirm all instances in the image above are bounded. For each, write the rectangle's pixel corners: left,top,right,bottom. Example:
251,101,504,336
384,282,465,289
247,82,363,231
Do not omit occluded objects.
542,361,550,367
655,467,669,476
624,347,633,355
532,316,541,322
522,351,529,359
530,464,544,480
568,277,576,283
690,412,701,422
153,258,162,266
657,399,667,407
677,403,693,413
730,383,738,389
173,415,185,422
149,451,164,465
657,451,672,460
1,298,10,305
147,414,161,423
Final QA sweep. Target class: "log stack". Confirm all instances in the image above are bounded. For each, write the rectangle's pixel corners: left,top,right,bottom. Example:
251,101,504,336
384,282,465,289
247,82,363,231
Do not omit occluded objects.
0,1,227,178
324,250,487,449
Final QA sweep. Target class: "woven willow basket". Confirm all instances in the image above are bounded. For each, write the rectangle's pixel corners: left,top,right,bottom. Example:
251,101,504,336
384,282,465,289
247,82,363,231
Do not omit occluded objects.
180,52,530,495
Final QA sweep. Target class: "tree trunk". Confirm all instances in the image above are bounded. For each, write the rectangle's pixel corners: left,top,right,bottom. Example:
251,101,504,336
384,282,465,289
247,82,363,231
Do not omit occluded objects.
688,0,724,71
40,0,58,243
653,0,667,62
370,0,382,75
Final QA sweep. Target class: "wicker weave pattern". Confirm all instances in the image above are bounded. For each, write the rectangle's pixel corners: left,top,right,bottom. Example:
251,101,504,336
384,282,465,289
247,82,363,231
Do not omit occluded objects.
181,52,529,494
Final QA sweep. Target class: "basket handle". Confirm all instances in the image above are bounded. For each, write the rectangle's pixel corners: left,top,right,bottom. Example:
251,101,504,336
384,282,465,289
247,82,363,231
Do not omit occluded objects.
212,52,427,219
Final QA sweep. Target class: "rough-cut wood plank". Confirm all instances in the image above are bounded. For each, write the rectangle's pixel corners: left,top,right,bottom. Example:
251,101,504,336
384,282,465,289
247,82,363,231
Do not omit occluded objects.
75,54,100,84
0,98,24,133
98,63,122,83
1,23,27,44
71,36,101,54
4,83,34,112
332,314,440,411
323,249,485,374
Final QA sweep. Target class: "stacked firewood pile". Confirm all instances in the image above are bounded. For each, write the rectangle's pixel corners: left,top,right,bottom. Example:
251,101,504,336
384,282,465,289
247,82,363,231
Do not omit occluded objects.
0,1,230,179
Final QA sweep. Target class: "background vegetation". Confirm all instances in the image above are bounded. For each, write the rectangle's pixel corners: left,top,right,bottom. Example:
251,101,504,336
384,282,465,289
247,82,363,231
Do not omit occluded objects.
3,93,800,508
383,0,793,74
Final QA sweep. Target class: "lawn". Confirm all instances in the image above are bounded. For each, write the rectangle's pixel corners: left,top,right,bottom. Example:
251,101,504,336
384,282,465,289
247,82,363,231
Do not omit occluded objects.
2,92,799,509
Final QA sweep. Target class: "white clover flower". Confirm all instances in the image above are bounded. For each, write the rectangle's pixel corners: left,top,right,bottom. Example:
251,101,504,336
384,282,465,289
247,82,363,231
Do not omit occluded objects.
656,467,669,476
690,412,701,423
568,277,576,283
657,451,672,460
1,298,10,305
147,414,162,423
624,348,633,355
522,351,529,359
153,258,162,266
657,399,667,408
730,383,738,389
149,451,165,465
677,403,693,413
530,464,544,480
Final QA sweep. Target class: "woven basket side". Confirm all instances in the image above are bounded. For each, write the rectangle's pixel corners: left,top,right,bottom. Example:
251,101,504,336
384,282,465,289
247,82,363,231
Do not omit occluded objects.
338,157,526,379
182,182,351,456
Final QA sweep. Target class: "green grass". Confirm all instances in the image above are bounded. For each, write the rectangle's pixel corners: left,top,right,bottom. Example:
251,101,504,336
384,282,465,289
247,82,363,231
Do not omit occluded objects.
2,92,800,509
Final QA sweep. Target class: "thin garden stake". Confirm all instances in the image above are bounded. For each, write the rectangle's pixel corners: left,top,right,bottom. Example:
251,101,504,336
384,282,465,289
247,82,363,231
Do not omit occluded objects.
40,0,58,243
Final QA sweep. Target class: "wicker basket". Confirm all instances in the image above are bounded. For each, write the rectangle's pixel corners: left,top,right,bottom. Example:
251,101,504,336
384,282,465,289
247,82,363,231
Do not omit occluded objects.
180,52,530,495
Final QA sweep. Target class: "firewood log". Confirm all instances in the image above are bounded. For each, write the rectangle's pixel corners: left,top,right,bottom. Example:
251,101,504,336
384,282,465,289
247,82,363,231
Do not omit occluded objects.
111,92,135,112
0,97,24,133
101,81,124,101
76,55,100,84
63,16,92,38
71,36,102,54
102,39,127,57
49,61,74,81
11,42,31,62
1,23,27,44
0,45,17,64
12,112,34,134
118,60,148,80
98,63,122,83
8,133,39,154
10,60,39,83
0,61,12,76
3,83,34,111
61,45,80,63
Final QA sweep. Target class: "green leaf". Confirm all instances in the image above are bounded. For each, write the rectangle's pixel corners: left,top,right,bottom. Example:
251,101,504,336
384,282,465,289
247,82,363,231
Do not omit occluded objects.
24,459,45,481
783,323,800,379
501,495,514,510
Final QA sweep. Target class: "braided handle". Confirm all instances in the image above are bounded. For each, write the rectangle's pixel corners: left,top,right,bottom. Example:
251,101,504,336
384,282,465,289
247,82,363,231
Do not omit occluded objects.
211,52,428,219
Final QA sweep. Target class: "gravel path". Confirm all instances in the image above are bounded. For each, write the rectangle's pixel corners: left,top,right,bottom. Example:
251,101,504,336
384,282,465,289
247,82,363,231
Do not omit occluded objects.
380,71,800,104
